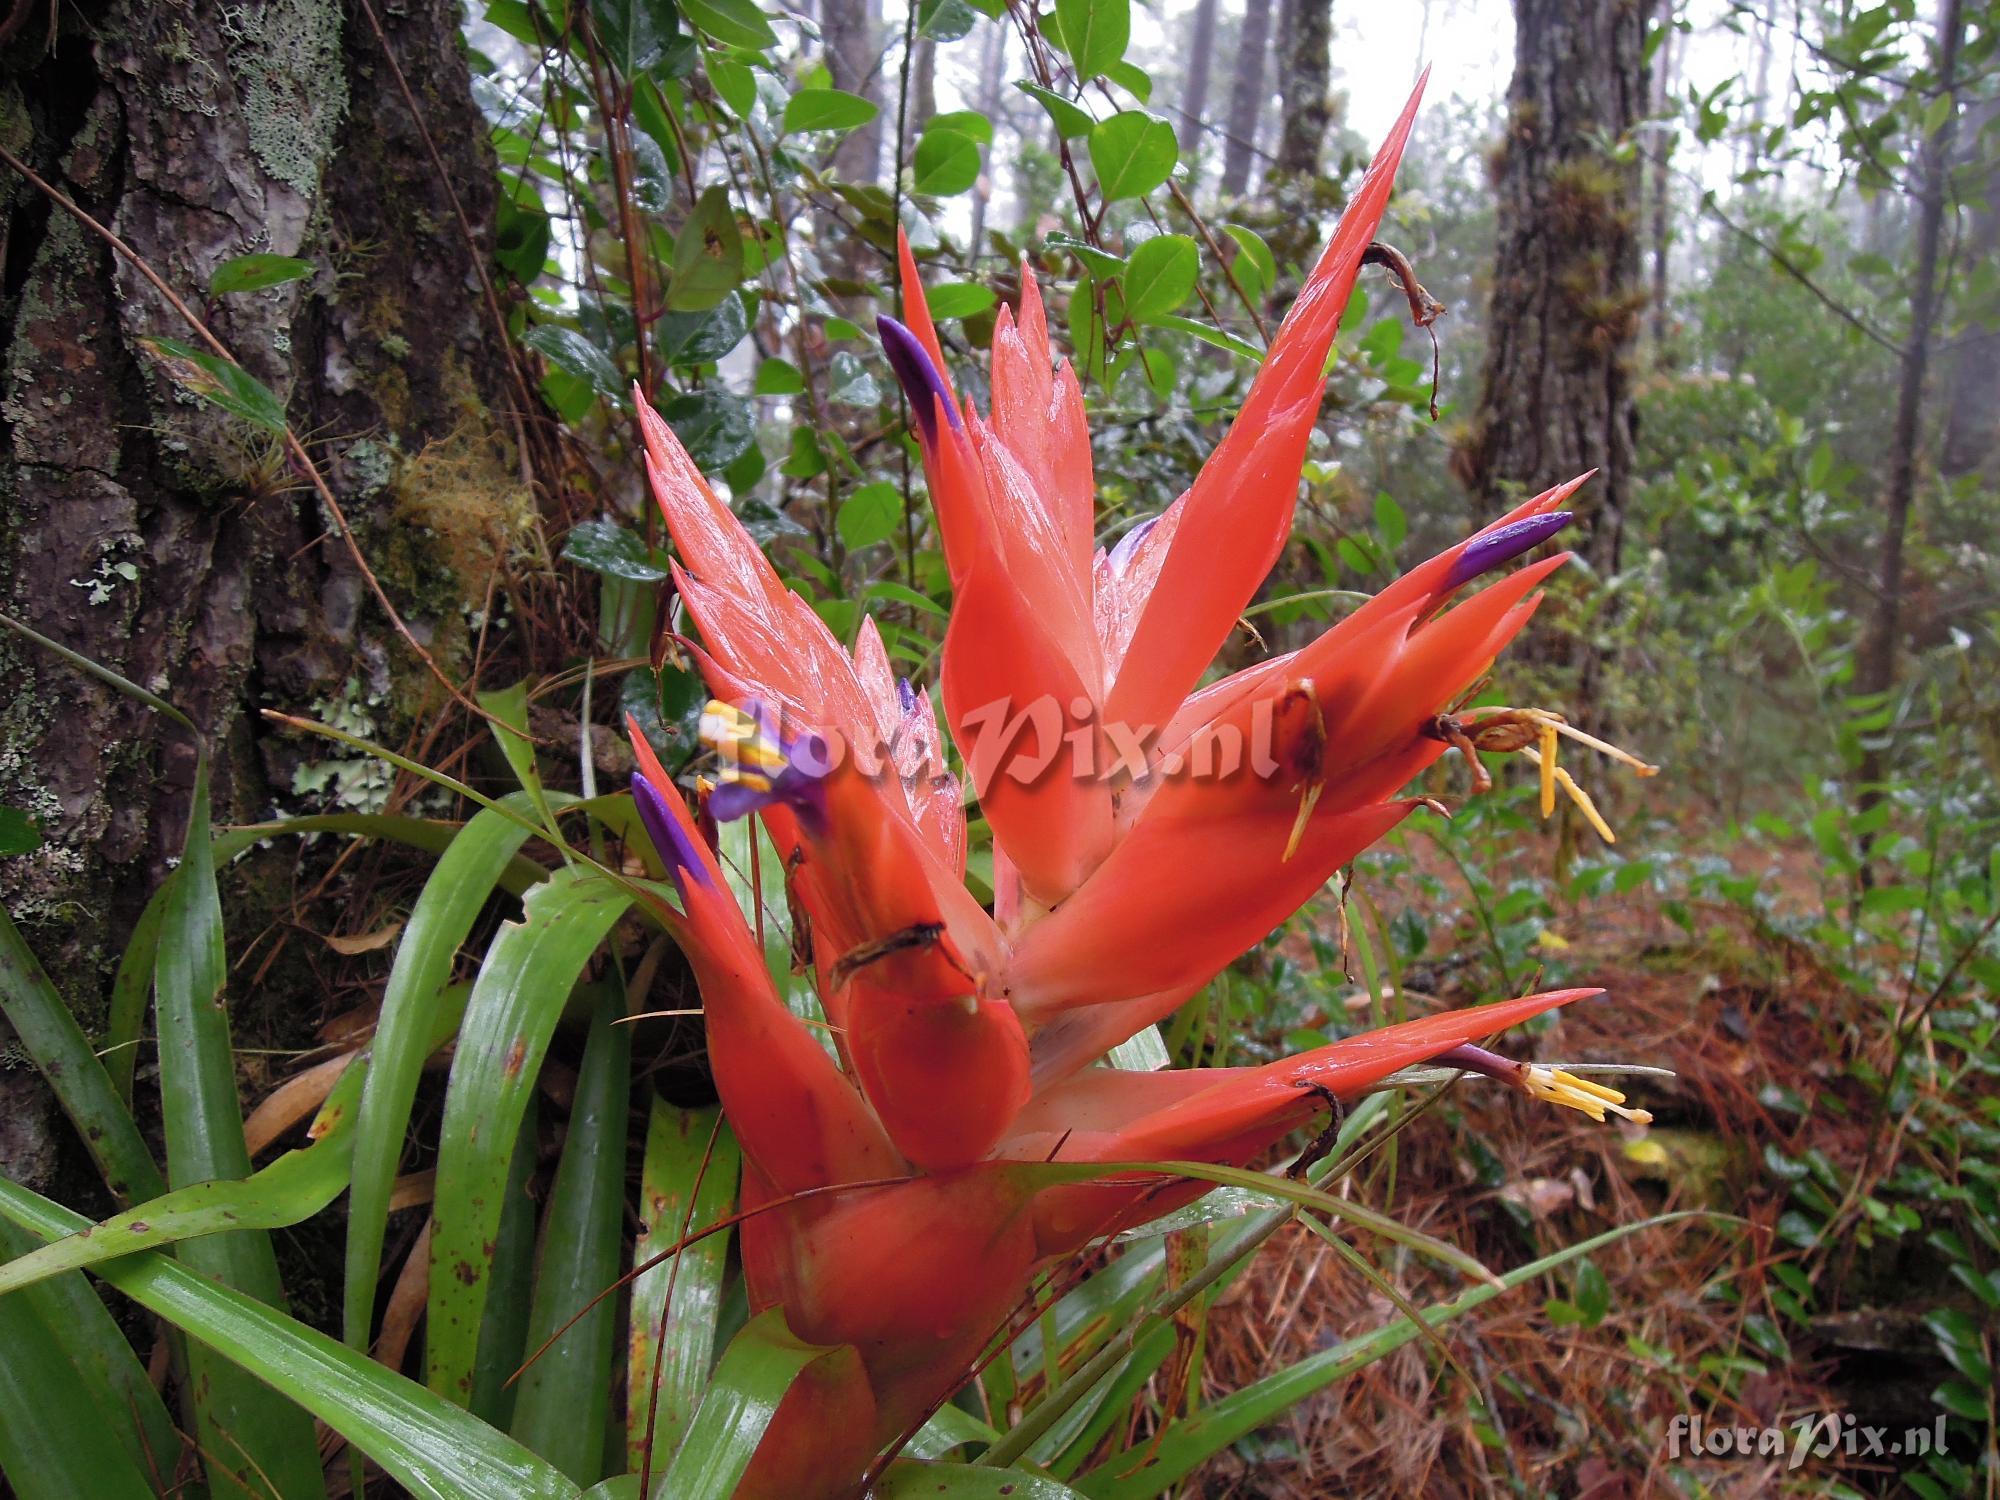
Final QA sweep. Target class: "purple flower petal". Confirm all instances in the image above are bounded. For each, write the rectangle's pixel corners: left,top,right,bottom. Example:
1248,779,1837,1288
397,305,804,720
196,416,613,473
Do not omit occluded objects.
878,315,961,443
896,677,920,716
1107,515,1159,577
1443,512,1573,591
705,779,768,825
631,772,712,892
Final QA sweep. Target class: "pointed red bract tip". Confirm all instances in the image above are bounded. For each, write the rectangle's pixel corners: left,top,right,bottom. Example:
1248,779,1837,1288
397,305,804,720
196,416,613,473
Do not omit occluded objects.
894,225,955,405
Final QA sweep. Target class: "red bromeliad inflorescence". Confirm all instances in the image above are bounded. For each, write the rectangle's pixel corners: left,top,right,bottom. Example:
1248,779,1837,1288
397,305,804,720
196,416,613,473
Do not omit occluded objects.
624,80,1645,1498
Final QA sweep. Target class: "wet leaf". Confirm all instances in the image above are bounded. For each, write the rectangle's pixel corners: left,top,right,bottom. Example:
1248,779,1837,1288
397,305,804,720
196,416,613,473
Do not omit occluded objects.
209,253,313,295
662,389,756,471
1087,112,1176,201
783,88,879,135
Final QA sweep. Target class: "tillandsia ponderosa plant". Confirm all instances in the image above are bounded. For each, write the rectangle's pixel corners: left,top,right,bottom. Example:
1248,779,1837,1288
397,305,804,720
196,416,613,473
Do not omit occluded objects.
623,80,1656,1499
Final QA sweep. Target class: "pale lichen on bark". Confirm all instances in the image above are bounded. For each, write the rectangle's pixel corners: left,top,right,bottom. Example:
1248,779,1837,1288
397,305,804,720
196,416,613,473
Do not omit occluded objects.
0,0,523,1194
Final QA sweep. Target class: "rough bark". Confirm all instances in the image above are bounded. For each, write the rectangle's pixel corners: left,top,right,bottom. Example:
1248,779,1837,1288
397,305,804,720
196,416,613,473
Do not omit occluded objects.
1462,0,1654,588
1177,0,1220,159
1272,0,1332,182
1221,0,1274,198
0,0,524,1186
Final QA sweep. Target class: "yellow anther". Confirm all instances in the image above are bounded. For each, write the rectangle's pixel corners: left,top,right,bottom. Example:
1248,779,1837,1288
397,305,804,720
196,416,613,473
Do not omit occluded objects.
1522,1064,1653,1125
1522,749,1619,844
1453,705,1656,843
700,700,789,786
1538,719,1559,818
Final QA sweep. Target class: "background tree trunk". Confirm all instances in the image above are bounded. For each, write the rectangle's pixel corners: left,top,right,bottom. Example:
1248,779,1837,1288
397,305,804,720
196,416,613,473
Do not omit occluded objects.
1462,0,1654,588
968,20,1008,257
1177,0,1220,163
1648,2,1681,354
909,35,938,138
1221,0,1275,198
1272,0,1332,181
1855,0,1964,836
1941,98,2000,478
0,0,525,1188
825,0,885,186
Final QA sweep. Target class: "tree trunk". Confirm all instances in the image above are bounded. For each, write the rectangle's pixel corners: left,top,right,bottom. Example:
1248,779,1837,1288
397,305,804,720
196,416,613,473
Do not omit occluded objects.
1221,0,1274,198
910,35,938,138
1743,0,1778,176
1177,0,1220,162
0,0,524,1187
1648,5,1681,353
1855,0,1965,824
1273,0,1332,182
1941,98,2000,478
968,20,1008,257
825,0,885,186
1463,0,1654,590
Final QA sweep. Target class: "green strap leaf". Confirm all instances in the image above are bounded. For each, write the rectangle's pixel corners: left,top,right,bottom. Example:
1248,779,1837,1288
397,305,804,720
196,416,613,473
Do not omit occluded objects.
659,1309,868,1500
427,866,634,1403
107,811,544,1105
511,989,634,1483
1046,1322,1176,1478
0,1179,583,1500
0,1241,160,1500
877,1462,1087,1497
0,1084,355,1297
469,1098,543,1430
0,906,163,1204
479,682,564,841
345,794,564,1360
156,765,327,1500
906,1403,1003,1460
627,1096,742,1470
0,1214,179,1493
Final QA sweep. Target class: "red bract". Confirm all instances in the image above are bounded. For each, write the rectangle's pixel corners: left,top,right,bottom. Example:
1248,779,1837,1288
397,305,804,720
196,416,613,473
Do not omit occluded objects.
627,78,1629,1498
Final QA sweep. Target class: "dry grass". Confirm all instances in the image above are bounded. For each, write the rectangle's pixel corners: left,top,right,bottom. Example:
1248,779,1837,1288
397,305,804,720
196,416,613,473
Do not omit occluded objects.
1189,897,1881,1498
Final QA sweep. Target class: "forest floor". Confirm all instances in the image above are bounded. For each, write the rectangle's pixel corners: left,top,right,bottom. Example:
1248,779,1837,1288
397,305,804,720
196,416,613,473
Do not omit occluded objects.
1189,829,1953,1498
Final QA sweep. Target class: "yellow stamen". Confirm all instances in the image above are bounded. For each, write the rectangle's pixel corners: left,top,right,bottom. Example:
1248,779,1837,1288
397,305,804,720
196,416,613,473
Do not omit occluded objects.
1538,719,1558,818
1522,1064,1653,1125
1544,716,1659,778
699,700,789,786
1457,705,1654,842
1521,748,1619,843
1554,762,1615,844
